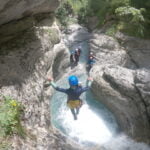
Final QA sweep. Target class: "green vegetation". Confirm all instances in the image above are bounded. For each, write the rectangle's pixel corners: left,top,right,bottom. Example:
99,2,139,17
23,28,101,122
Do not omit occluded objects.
55,0,90,25
105,24,118,36
0,139,11,150
55,0,150,38
0,96,24,138
44,28,60,44
115,6,145,37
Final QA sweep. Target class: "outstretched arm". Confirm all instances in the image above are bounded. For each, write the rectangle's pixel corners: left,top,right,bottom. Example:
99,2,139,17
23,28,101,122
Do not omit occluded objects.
47,77,68,93
81,77,93,92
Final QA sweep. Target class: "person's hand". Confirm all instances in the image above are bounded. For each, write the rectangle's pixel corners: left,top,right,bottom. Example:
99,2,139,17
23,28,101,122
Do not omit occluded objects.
88,77,93,81
47,76,53,82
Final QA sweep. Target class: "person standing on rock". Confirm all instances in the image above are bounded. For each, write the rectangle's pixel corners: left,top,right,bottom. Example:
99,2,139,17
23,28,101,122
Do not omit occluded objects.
47,75,93,120
74,47,82,66
88,51,96,59
87,56,96,72
70,51,76,69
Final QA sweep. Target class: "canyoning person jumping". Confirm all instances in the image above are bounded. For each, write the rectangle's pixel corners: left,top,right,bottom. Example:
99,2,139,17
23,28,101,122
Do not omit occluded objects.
47,75,93,120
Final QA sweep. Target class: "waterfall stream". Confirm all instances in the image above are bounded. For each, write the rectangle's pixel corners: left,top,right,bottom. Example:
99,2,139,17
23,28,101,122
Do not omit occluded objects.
50,25,150,149
51,41,119,146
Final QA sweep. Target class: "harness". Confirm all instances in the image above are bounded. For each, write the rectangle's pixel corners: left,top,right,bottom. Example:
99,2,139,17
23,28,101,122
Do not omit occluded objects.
67,100,82,109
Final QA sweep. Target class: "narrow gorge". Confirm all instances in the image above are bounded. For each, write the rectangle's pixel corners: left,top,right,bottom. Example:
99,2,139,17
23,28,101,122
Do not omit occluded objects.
0,0,150,150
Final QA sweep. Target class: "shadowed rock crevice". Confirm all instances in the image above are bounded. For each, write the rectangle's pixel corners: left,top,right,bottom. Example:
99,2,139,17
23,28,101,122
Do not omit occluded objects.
0,28,53,87
0,13,54,45
134,84,150,122
115,32,150,69
52,48,70,80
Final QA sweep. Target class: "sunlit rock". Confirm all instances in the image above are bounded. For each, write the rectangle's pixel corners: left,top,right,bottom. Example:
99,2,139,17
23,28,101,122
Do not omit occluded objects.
0,0,59,25
90,32,150,143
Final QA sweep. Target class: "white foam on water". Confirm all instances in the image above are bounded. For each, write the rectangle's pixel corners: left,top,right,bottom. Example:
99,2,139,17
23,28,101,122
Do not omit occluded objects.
51,38,150,149
102,134,150,150
60,104,112,145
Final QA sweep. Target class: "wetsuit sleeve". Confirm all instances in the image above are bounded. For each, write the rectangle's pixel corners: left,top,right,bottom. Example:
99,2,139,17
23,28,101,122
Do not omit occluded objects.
50,81,57,89
80,80,92,92
50,81,68,93
87,80,92,87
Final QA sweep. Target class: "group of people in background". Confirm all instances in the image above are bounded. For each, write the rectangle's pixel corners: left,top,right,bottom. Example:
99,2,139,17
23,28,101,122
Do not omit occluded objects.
70,47,96,72
70,47,82,68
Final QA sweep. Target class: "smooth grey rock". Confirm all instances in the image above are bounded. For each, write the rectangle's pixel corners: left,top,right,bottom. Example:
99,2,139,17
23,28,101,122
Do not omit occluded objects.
90,33,120,50
89,31,150,142
0,18,78,150
115,32,150,69
91,65,150,141
0,0,59,25
135,69,150,116
62,24,91,47
89,33,136,69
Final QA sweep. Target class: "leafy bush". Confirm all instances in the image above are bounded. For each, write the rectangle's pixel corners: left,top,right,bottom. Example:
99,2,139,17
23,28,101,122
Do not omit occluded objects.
130,0,150,38
44,28,60,44
65,0,90,15
89,0,109,25
0,96,24,137
0,139,11,150
105,24,118,37
115,6,145,37
78,7,88,24
55,2,73,26
55,0,91,25
55,0,150,38
110,0,130,9
115,6,145,23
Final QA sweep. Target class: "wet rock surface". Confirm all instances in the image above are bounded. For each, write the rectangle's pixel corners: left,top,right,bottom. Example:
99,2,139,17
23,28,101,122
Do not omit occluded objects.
115,32,150,69
62,24,90,47
90,33,136,69
90,32,150,142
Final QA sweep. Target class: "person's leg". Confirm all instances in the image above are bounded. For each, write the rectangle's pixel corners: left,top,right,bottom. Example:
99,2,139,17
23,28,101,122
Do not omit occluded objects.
71,109,77,120
88,64,92,71
71,61,75,69
86,64,90,72
76,100,82,115
74,56,78,66
71,62,74,69
76,57,79,65
74,59,77,66
76,107,80,115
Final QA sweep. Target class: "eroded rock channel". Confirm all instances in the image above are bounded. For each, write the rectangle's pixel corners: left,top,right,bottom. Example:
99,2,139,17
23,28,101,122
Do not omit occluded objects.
0,2,150,149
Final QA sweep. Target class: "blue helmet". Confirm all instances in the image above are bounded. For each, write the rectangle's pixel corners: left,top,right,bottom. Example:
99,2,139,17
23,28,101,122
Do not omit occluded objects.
68,75,78,86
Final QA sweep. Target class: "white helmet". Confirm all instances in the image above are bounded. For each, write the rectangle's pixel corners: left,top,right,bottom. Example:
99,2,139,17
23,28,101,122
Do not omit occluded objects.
90,51,93,55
